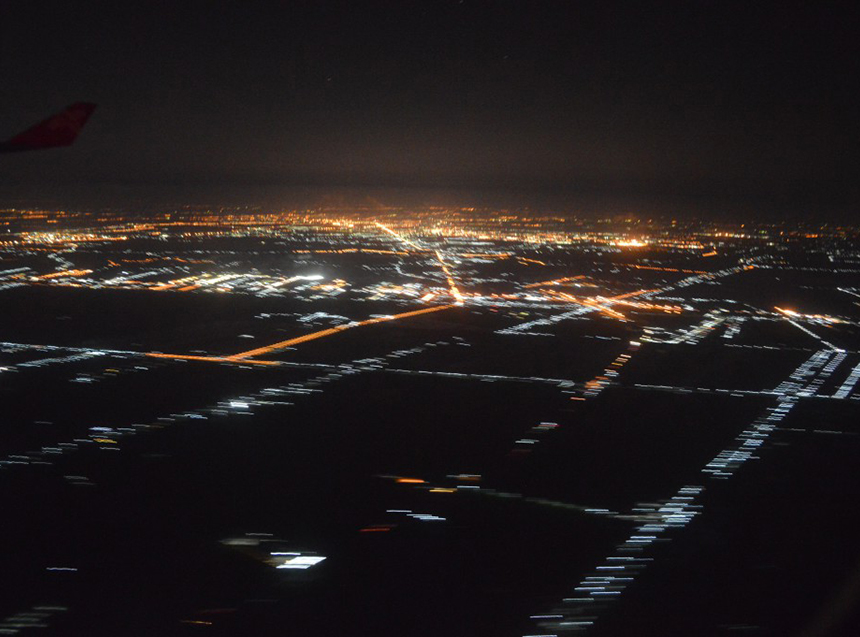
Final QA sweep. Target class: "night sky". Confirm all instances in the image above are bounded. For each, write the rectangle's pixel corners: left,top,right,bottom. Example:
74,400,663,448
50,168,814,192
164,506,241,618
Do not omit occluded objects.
1,1,857,218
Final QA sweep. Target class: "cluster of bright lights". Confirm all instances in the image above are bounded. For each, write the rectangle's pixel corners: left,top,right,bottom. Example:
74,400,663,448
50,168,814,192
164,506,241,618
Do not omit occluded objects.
271,553,326,570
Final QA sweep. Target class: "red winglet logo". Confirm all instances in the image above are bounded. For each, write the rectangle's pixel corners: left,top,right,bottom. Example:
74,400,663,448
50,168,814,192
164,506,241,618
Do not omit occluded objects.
1,103,97,152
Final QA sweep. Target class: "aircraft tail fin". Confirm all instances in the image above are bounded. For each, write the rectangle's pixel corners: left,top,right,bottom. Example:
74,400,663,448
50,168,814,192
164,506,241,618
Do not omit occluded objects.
0,103,97,152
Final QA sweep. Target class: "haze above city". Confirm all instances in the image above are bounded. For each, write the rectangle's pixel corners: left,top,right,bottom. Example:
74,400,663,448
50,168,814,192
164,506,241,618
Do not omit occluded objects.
2,1,857,219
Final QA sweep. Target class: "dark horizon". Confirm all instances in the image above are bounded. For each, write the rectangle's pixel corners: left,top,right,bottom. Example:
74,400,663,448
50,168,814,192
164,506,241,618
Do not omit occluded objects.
1,1,858,220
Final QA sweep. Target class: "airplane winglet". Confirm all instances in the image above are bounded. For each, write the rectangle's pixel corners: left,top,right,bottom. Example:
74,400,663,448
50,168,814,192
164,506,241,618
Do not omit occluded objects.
0,103,97,153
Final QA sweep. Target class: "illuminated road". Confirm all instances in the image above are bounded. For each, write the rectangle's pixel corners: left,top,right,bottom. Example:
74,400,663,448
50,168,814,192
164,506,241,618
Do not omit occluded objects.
523,275,587,289
371,221,465,304
373,221,424,251
433,250,465,304
144,304,458,364
230,304,457,359
145,353,281,365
